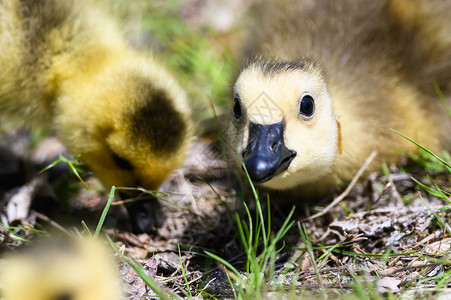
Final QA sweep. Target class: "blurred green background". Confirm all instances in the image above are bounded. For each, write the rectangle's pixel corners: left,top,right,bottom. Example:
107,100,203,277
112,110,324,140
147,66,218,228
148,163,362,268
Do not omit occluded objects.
108,0,254,121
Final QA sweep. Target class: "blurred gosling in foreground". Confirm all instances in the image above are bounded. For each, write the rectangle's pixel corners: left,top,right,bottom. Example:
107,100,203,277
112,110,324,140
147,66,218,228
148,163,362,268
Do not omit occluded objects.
0,237,122,300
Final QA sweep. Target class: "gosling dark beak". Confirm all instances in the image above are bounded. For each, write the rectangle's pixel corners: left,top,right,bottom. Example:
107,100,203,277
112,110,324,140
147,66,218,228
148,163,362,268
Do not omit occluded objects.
242,121,296,183
119,190,162,234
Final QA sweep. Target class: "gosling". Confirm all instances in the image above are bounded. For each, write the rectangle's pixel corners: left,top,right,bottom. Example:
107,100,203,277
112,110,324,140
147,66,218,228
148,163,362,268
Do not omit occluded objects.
0,0,192,231
228,0,451,198
0,237,122,300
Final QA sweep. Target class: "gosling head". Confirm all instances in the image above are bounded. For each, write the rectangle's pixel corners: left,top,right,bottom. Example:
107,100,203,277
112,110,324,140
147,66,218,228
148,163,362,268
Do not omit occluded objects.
228,58,340,190
56,56,192,191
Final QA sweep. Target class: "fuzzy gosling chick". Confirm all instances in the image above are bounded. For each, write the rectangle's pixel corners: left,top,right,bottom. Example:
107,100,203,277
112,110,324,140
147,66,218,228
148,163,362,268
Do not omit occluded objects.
0,238,122,300
229,0,451,198
0,0,192,231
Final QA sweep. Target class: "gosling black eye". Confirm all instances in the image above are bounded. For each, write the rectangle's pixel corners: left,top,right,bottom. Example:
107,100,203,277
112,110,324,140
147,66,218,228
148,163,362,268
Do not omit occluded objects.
299,95,315,117
112,152,133,170
233,96,242,120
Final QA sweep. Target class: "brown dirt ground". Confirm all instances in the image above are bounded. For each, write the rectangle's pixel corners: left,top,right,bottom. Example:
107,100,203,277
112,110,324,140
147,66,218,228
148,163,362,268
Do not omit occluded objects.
1,129,450,299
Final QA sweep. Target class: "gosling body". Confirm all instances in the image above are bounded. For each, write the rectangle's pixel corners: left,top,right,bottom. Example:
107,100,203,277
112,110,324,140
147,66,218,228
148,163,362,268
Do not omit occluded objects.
229,0,451,198
1,238,122,300
0,0,192,229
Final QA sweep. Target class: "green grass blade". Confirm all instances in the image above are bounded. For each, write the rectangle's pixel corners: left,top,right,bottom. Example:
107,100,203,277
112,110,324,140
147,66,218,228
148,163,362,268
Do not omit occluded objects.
205,251,244,285
235,211,250,255
274,207,295,243
94,186,115,238
242,162,259,201
433,79,451,118
39,158,62,173
81,220,92,237
107,235,179,300
255,194,267,248
40,154,86,183
420,194,451,235
58,154,85,183
391,129,451,171
412,177,450,202
0,222,32,243
298,223,323,287
178,244,193,298
429,175,451,197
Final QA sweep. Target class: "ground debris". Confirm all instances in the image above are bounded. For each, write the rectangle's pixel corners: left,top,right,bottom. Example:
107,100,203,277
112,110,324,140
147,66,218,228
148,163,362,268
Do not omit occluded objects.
327,206,443,246
121,262,153,299
3,175,48,225
377,276,401,293
1,129,451,299
423,238,451,255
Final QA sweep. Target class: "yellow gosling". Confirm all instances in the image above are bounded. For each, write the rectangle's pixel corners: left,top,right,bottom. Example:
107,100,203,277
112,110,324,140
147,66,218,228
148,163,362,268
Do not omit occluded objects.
228,0,451,198
0,0,193,231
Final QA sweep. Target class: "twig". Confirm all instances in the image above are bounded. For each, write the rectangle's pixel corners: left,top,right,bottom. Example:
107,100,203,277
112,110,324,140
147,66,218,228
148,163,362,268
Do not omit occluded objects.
386,262,443,275
374,181,392,204
31,210,71,236
303,151,377,221
296,265,352,280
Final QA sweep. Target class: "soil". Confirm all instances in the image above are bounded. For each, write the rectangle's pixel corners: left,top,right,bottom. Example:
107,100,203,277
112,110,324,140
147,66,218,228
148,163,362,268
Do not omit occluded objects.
1,129,450,299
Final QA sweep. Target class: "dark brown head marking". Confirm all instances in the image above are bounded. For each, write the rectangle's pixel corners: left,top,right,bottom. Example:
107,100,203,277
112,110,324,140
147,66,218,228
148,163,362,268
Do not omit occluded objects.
249,57,324,78
259,61,307,75
131,87,186,155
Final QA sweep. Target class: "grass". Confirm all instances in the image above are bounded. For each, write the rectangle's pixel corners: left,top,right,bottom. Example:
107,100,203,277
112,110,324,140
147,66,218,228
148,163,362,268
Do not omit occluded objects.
390,129,451,298
93,185,115,238
433,79,451,118
75,103,449,299
205,165,295,299
0,222,44,244
392,129,451,172
108,234,180,300
188,132,450,299
114,0,237,118
40,154,85,184
1,1,451,299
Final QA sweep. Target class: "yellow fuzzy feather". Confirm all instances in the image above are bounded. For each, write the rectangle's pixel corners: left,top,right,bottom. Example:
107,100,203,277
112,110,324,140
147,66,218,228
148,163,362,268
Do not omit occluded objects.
229,0,451,197
0,0,192,192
